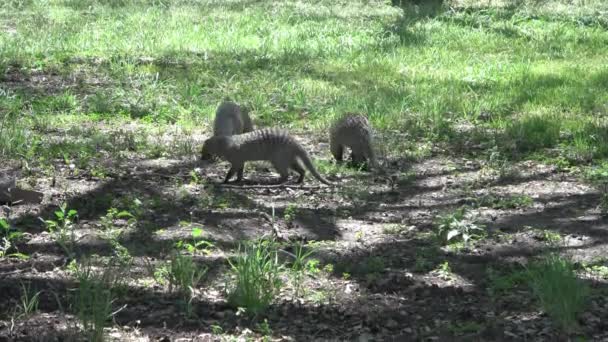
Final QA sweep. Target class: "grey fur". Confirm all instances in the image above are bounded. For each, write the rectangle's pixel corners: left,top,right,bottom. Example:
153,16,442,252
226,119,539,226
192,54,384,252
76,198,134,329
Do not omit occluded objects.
329,113,378,169
201,128,332,185
212,101,254,137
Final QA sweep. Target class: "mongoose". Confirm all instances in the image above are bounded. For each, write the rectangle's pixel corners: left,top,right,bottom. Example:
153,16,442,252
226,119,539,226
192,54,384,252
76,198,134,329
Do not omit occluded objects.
201,128,332,185
329,113,378,170
212,100,254,137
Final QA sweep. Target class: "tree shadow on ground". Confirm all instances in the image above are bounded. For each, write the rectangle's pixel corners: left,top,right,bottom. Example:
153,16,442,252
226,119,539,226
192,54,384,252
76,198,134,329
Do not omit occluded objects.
4,256,606,341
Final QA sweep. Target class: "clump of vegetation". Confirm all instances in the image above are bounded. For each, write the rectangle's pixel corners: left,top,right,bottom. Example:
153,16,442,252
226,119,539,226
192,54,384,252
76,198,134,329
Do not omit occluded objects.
283,204,298,225
526,253,590,333
582,258,608,280
482,147,519,181
287,242,316,298
486,267,529,299
99,207,135,267
70,259,121,342
532,227,563,246
0,216,26,259
16,283,41,319
584,162,608,215
433,261,455,281
504,113,562,154
413,246,440,273
42,203,78,258
473,193,533,210
175,227,214,255
166,252,207,317
227,239,283,314
434,206,485,246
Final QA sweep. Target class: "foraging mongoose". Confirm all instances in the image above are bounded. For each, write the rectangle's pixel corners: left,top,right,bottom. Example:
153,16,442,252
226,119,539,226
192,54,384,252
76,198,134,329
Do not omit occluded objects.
201,128,332,185
212,100,254,137
329,113,378,169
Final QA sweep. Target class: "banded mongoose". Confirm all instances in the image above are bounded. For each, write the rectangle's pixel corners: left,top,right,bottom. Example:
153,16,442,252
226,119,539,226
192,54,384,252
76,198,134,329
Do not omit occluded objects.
201,128,332,185
329,113,378,169
212,100,254,137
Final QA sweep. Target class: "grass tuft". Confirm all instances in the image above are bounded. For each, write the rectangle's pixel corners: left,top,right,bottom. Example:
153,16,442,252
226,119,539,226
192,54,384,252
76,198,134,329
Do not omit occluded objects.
526,253,589,333
227,239,283,314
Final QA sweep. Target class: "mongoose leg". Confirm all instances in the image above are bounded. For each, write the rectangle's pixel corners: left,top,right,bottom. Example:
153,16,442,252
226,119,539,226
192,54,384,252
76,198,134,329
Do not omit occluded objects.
236,167,244,182
291,162,306,183
224,167,237,183
331,144,344,163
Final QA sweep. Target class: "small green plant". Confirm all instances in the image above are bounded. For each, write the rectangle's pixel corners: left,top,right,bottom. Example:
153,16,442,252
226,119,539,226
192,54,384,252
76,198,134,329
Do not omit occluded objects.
99,208,135,267
153,263,170,286
175,227,214,255
211,324,223,335
288,242,316,298
0,217,27,259
540,229,562,246
309,290,328,304
413,246,439,273
283,204,297,224
526,254,590,333
18,283,41,318
167,252,207,317
305,259,321,275
71,260,118,342
168,253,207,294
584,162,608,215
473,194,533,210
582,259,608,279
355,230,364,242
227,239,283,314
434,261,453,280
42,203,78,258
189,169,202,185
486,267,528,299
483,146,518,181
434,207,485,246
256,318,273,340
382,224,408,236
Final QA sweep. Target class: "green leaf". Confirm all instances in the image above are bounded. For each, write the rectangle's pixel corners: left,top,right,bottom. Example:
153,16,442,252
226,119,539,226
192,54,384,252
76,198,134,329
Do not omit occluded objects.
447,229,460,241
116,211,133,218
8,252,29,260
192,228,203,237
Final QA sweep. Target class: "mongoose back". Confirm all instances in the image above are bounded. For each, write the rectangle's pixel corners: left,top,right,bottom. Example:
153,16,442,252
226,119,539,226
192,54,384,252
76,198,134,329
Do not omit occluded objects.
212,100,254,137
329,113,378,169
201,128,332,185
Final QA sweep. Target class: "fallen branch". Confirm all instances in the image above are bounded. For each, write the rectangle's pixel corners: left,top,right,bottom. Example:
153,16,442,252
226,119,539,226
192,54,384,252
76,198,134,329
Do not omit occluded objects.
216,183,329,190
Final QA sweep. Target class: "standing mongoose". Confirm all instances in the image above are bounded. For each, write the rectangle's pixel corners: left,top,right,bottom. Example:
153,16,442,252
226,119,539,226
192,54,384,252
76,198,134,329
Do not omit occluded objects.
201,128,332,185
329,113,378,169
212,100,254,137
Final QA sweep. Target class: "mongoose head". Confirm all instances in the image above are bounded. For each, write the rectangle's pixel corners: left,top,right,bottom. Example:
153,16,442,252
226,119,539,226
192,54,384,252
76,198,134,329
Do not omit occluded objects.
201,135,230,161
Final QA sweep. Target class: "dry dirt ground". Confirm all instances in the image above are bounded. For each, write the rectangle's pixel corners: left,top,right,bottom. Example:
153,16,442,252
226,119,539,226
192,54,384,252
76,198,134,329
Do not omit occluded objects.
1,130,608,341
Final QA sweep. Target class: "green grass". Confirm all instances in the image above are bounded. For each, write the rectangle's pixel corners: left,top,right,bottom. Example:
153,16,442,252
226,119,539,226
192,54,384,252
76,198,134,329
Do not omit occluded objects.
526,253,590,333
70,259,119,342
227,239,283,314
1,0,608,165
